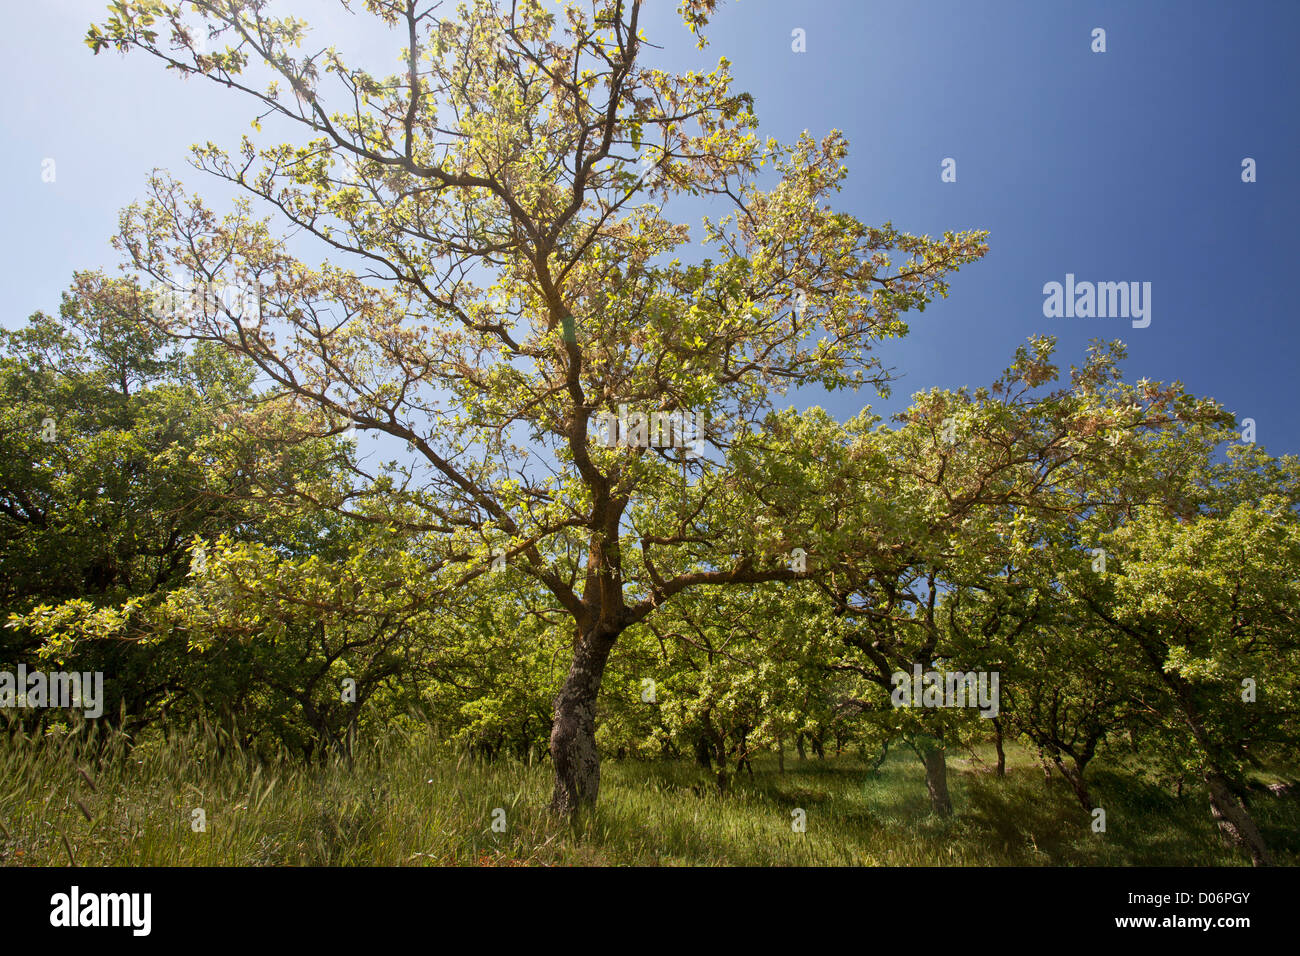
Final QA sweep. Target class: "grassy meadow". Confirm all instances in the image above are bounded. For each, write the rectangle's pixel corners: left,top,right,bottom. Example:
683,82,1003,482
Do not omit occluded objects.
2,721,1296,867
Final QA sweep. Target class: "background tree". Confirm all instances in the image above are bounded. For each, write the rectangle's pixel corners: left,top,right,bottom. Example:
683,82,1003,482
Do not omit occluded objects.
1052,435,1300,866
2,276,345,737
723,339,1229,814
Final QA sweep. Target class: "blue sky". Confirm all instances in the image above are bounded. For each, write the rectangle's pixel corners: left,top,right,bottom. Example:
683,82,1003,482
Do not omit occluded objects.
3,0,1298,451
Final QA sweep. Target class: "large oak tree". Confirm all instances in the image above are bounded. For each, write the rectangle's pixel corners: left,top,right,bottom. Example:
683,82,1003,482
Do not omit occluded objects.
89,0,986,812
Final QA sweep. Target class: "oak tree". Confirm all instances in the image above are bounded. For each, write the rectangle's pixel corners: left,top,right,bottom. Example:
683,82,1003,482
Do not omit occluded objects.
89,0,986,811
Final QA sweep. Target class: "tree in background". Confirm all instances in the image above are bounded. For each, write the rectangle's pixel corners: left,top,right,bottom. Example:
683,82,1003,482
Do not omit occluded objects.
2,275,355,745
1051,433,1300,866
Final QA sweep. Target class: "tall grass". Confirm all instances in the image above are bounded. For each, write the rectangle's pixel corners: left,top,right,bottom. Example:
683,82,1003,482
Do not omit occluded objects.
1,719,1294,866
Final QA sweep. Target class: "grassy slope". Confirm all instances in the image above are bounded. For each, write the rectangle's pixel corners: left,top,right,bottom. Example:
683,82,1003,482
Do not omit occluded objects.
1,725,1295,866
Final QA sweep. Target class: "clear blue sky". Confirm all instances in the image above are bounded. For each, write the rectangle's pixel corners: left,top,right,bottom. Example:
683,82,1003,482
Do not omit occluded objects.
3,1,1297,451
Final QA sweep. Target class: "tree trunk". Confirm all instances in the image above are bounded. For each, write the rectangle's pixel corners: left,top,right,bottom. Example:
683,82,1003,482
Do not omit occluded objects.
1053,757,1093,812
777,736,785,775
796,733,806,761
869,739,890,775
693,735,713,771
1205,772,1273,866
921,742,952,816
1037,746,1053,786
992,718,1006,778
1136,628,1274,867
736,726,753,776
549,629,617,816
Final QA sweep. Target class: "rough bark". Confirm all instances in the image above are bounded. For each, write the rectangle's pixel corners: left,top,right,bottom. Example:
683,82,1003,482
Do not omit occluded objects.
1205,772,1273,866
921,743,952,816
1052,757,1094,812
549,629,617,816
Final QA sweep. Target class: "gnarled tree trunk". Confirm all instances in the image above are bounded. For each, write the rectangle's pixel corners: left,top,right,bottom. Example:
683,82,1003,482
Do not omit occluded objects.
1052,757,1094,812
1205,772,1273,866
921,740,952,816
549,628,617,816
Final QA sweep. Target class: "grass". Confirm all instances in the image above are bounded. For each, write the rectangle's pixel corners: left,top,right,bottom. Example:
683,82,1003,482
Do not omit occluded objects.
1,721,1295,866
